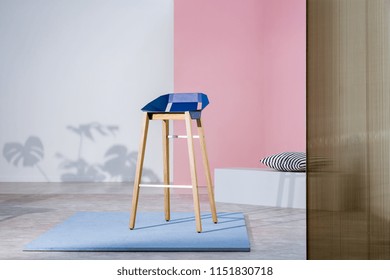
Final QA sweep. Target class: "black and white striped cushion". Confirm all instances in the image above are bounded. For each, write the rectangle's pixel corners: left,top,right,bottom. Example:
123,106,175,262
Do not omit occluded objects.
260,152,306,172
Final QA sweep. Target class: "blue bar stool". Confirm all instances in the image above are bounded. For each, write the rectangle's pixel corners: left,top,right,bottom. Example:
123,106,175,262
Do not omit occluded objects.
129,93,218,232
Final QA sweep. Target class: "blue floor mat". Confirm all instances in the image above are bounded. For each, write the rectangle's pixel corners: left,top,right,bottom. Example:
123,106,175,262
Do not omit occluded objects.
24,212,250,252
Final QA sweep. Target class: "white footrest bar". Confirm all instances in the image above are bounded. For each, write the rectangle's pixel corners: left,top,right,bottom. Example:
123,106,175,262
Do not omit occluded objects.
139,184,193,189
168,135,200,139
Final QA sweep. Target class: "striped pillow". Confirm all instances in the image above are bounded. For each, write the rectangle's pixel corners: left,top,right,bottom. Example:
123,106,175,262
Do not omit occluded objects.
260,152,306,172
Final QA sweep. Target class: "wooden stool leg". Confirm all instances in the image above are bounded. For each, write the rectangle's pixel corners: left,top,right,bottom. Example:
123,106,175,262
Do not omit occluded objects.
197,118,218,224
162,119,170,221
185,112,202,233
129,113,149,229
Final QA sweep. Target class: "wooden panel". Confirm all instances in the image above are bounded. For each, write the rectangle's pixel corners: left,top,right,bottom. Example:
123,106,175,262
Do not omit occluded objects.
307,0,390,259
366,0,390,259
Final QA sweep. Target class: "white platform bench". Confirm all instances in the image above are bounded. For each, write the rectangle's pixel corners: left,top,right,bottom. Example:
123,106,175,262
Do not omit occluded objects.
214,168,306,209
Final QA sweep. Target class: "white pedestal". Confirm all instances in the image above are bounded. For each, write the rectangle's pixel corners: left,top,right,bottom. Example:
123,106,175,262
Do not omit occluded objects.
215,168,306,209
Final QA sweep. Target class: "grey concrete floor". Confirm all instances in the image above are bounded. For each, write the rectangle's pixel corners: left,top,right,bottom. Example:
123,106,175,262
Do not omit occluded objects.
0,183,306,260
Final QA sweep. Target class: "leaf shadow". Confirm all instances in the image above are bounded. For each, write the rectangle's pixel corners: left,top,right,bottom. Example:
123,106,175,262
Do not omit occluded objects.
56,154,107,182
67,123,119,142
102,144,159,182
2,136,49,181
56,123,159,183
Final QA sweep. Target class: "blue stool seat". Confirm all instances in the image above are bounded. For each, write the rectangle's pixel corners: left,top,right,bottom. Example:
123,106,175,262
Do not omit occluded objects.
141,93,209,115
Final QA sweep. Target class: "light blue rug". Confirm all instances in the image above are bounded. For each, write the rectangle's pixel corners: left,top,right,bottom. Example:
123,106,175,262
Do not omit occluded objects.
24,212,250,252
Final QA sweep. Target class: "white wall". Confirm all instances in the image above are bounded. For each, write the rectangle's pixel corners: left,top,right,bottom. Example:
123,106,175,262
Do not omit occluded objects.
0,0,173,182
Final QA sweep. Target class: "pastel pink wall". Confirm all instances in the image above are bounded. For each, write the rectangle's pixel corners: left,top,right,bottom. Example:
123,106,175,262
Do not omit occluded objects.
174,0,306,185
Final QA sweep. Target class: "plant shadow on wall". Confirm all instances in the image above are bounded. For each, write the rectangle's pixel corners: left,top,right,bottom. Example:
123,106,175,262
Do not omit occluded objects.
2,122,159,183
55,122,159,182
2,136,50,181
